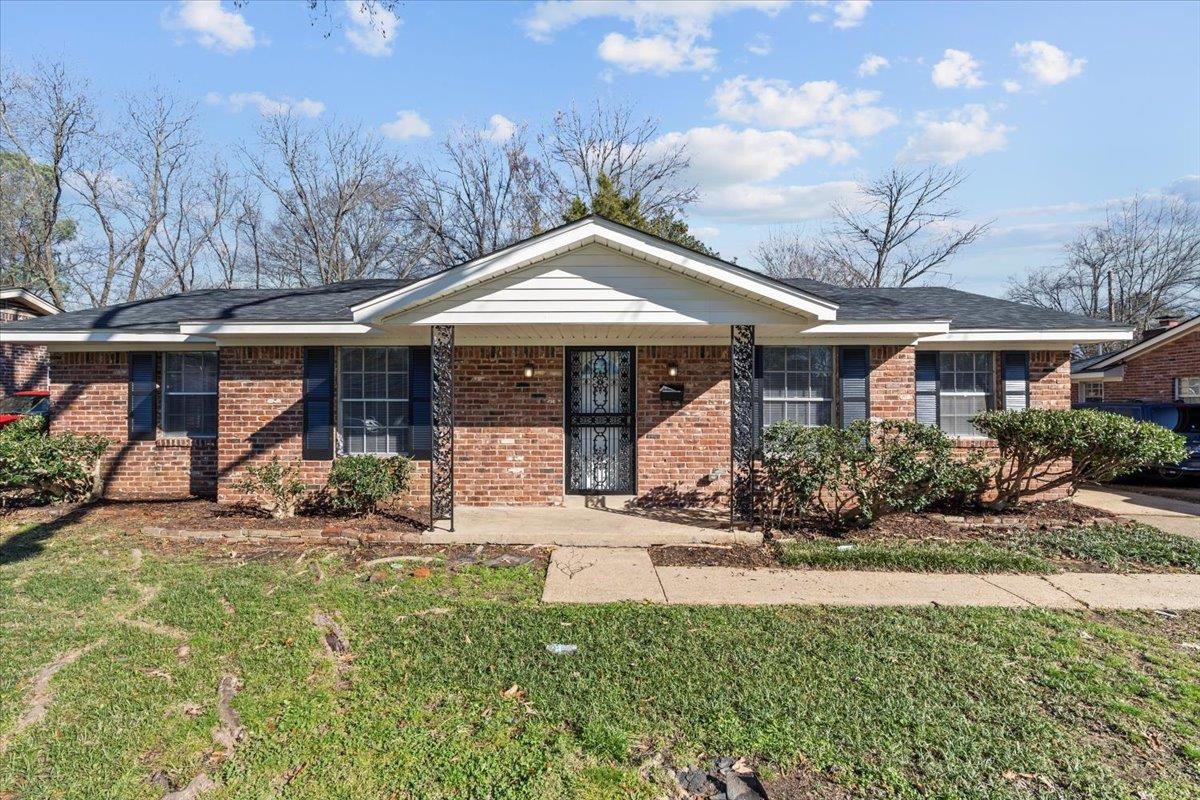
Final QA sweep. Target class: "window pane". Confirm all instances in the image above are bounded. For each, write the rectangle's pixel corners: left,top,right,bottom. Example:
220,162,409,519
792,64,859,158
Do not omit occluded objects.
339,347,413,455
363,348,386,373
341,348,363,372
759,346,833,431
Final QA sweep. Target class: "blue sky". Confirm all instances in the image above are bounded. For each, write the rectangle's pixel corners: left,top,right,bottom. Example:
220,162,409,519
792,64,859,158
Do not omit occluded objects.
2,0,1198,295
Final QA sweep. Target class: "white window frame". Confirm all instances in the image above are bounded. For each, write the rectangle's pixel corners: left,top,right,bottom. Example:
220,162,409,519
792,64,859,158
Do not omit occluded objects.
160,351,218,439
761,345,834,429
337,346,412,456
1176,376,1200,403
1079,381,1105,403
938,351,993,438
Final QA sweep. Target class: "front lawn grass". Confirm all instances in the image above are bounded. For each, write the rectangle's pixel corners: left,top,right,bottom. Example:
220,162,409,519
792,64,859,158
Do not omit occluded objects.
775,522,1200,574
775,538,1055,573
1,515,1198,799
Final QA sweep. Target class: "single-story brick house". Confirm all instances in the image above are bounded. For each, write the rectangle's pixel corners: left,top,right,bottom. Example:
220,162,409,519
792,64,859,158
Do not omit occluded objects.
2,216,1130,526
1072,314,1200,405
0,287,60,396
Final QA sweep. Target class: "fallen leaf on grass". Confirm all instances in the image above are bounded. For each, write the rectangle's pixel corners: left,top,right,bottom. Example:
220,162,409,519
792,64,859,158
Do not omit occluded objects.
501,684,525,699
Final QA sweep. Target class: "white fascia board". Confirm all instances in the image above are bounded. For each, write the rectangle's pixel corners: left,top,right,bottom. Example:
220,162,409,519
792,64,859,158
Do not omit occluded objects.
0,330,213,345
1071,366,1125,382
1086,315,1200,370
919,328,1133,344
350,219,839,323
177,321,374,335
0,288,61,316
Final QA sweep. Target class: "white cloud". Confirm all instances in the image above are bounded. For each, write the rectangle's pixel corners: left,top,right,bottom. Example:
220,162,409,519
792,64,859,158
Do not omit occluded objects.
656,125,855,187
747,33,772,56
856,53,889,77
1165,175,1200,204
901,104,1012,163
161,0,256,54
712,75,899,138
206,91,325,118
805,0,871,29
598,32,716,73
931,49,984,89
699,180,859,222
485,114,517,143
523,1,790,74
344,0,401,57
380,110,432,140
1002,79,1022,94
1013,40,1085,87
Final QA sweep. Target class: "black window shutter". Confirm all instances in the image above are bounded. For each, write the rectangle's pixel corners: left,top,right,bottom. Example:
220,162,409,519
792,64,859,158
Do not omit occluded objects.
409,346,432,459
128,352,158,441
839,346,869,427
1002,351,1030,411
915,351,940,427
302,347,335,460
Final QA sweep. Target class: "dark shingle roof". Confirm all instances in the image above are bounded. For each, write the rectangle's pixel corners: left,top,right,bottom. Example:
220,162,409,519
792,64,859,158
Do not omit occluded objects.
780,278,1122,330
3,273,1120,335
2,279,415,332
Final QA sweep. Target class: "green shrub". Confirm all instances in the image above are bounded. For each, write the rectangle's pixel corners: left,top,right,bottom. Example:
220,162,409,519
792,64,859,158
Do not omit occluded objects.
760,419,986,531
0,416,109,502
326,454,414,515
233,456,307,519
972,408,1187,510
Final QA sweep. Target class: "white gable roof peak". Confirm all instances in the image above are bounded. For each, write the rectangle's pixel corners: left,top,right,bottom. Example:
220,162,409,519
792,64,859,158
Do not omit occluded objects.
351,216,839,324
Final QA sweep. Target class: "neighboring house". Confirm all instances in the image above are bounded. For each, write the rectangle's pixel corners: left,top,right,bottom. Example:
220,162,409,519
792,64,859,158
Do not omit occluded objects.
2,216,1130,518
1072,315,1200,405
0,287,61,396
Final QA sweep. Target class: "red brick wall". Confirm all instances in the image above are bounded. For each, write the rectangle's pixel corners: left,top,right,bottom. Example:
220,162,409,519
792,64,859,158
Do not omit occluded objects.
454,346,563,505
0,304,49,395
636,345,729,505
216,345,431,508
1030,350,1072,410
869,345,916,420
1103,330,1200,402
49,351,217,499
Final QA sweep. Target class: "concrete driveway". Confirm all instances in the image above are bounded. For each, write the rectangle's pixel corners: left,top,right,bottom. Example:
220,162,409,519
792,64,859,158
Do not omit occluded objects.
1073,487,1200,539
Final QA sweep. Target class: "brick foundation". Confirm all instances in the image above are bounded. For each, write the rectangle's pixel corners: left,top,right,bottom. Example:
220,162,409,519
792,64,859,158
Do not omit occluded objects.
49,351,217,499
636,345,729,505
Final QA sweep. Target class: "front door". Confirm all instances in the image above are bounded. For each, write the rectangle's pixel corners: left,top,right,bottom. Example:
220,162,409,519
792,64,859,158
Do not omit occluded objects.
565,347,635,494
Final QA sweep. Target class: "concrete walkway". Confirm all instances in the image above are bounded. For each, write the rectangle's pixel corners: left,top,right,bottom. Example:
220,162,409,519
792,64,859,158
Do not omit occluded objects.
1074,487,1200,539
542,547,1200,609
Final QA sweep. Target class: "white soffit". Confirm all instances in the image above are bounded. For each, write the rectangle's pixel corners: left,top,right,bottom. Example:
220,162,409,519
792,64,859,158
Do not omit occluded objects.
351,218,839,324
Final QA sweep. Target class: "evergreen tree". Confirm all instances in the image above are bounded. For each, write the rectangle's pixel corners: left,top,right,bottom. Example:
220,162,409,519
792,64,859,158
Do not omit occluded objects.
563,173,716,257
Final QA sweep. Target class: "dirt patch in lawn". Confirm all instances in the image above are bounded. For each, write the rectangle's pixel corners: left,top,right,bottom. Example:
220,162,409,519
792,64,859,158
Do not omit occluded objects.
1,498,427,534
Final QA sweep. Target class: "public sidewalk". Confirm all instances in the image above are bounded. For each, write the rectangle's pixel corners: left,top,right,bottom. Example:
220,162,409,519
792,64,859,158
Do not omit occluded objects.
542,547,1200,609
1074,487,1200,539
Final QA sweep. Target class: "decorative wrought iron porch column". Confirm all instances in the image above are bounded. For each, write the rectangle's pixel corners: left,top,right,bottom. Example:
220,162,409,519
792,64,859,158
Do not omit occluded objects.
730,324,755,530
430,324,455,531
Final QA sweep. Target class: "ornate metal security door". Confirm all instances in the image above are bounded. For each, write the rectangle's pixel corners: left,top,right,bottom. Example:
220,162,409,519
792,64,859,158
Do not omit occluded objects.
565,348,635,494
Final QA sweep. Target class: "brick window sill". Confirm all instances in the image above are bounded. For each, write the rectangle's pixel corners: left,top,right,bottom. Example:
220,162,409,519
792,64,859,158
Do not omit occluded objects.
156,437,215,449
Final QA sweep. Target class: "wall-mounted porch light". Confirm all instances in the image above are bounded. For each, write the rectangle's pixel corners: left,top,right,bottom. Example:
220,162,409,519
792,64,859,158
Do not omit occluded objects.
523,363,536,378
667,363,679,377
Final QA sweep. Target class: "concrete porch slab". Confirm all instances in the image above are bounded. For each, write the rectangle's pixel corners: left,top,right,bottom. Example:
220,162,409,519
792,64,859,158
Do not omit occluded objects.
1073,488,1200,540
424,503,762,546
543,547,666,603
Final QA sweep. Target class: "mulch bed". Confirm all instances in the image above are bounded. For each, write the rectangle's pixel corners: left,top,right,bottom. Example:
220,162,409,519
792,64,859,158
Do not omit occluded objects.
650,501,1117,569
0,498,426,534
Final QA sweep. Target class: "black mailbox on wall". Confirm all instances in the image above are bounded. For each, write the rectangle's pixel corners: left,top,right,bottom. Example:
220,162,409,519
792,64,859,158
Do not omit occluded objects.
659,383,684,403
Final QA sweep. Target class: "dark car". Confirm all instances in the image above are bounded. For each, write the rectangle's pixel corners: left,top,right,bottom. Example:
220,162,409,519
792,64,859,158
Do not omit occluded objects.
0,390,51,429
1082,401,1200,478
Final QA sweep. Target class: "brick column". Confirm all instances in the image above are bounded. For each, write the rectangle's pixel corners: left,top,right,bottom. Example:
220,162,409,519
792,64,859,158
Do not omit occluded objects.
869,345,916,420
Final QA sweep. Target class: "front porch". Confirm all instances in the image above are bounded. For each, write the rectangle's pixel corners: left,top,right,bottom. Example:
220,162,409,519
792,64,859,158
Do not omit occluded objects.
426,495,762,546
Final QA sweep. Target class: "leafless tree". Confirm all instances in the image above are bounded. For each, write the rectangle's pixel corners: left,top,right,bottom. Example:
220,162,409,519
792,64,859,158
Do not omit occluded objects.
1008,195,1200,336
751,228,848,284
0,59,95,305
543,100,697,218
245,115,422,285
69,87,207,305
819,165,989,287
401,124,556,268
